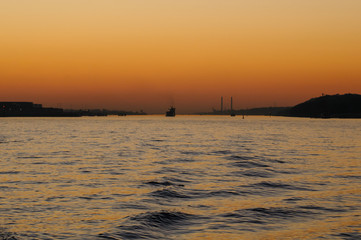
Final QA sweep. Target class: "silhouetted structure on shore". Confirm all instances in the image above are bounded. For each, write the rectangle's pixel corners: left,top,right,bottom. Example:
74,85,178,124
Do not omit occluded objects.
279,93,361,118
202,107,290,116
230,97,236,117
0,102,80,117
66,109,146,116
201,93,361,118
220,96,223,112
0,102,147,117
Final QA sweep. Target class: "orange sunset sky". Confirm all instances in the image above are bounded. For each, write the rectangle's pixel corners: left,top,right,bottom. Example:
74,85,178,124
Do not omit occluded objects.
1,0,361,113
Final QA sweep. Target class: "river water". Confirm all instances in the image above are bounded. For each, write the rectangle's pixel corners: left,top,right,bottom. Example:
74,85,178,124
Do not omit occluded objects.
0,116,360,239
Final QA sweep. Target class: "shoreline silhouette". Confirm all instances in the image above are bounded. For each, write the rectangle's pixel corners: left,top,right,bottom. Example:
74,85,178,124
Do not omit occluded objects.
1,93,361,118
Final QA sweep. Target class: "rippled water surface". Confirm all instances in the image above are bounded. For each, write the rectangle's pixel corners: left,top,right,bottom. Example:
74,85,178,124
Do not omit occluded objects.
1,116,360,239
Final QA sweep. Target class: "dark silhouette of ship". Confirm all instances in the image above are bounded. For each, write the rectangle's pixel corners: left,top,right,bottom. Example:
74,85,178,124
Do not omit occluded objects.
166,106,176,117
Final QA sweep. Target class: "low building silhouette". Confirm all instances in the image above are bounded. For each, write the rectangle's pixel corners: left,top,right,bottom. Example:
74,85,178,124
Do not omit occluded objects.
0,102,79,117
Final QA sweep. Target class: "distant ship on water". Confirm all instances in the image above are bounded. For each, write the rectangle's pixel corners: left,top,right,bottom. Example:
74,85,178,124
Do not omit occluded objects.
166,106,176,117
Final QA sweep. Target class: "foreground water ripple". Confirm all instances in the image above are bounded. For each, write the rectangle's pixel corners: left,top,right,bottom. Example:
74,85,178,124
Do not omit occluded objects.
0,116,360,239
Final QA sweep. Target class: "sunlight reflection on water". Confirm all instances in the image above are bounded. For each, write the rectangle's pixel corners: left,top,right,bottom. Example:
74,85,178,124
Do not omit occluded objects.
0,116,360,239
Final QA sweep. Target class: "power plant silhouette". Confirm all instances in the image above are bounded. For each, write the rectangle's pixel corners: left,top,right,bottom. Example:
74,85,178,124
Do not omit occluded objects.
218,96,236,116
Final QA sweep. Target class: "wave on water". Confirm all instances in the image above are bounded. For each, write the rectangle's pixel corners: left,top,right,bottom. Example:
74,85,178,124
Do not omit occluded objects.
246,181,315,191
145,180,184,187
130,211,194,229
150,189,191,199
1,117,361,239
0,227,18,240
0,135,10,144
220,206,317,226
237,169,274,178
99,211,196,240
144,177,245,200
232,160,270,168
220,203,354,229
334,232,361,240
0,171,20,175
211,150,233,155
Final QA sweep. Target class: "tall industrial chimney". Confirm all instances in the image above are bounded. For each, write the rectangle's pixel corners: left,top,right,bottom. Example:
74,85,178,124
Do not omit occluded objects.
231,97,233,111
221,96,223,112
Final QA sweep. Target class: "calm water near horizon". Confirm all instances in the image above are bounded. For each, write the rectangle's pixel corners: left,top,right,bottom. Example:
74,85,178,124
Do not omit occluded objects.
0,116,360,239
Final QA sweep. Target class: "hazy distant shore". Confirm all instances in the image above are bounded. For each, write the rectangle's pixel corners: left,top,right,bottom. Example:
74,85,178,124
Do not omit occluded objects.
2,94,361,118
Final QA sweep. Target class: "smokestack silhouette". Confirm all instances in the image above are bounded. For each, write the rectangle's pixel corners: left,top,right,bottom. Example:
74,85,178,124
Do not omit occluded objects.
231,97,233,111
221,96,223,112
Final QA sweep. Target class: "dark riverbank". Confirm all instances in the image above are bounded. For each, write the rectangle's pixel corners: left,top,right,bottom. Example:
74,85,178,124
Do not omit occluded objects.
199,93,361,118
200,107,290,116
0,102,80,117
279,94,361,118
0,102,147,117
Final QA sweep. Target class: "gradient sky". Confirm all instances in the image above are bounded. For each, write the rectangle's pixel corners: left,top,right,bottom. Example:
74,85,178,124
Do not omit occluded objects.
1,0,361,113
